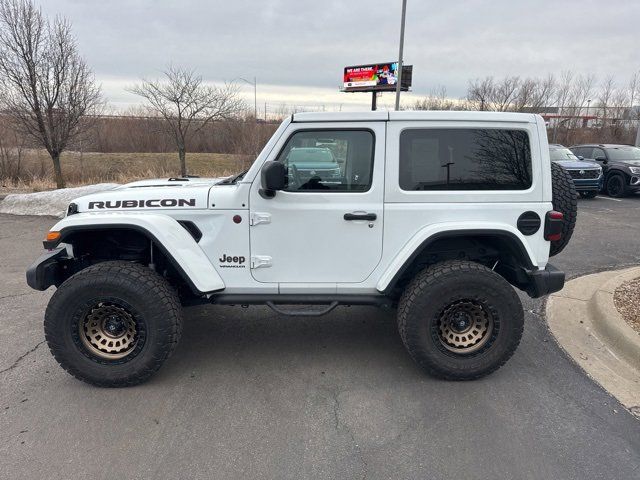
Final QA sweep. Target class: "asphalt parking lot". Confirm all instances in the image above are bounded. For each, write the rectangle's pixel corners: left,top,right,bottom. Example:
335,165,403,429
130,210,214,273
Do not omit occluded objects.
1,196,639,480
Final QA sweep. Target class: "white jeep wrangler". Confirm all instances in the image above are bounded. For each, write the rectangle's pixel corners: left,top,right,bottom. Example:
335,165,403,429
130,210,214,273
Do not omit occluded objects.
27,111,577,387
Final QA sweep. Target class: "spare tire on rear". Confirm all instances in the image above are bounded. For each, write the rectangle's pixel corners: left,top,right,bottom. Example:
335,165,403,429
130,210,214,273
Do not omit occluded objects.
549,162,578,257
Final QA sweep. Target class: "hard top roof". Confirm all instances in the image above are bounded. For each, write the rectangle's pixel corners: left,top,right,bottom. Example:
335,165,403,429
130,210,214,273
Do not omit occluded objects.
291,110,539,123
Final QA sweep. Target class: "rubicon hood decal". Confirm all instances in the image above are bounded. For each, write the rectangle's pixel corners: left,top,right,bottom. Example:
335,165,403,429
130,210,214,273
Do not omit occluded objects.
72,183,212,212
88,198,196,209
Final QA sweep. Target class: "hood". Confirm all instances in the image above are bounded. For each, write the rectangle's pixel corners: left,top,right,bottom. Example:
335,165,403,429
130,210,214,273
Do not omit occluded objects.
120,176,228,188
553,159,601,169
69,177,228,213
610,159,640,167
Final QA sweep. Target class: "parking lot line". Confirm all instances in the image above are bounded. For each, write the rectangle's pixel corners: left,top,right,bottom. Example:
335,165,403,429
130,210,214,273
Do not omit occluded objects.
598,196,622,202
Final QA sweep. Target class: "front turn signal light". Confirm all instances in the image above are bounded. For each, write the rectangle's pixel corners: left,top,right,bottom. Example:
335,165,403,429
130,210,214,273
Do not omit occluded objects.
45,231,61,242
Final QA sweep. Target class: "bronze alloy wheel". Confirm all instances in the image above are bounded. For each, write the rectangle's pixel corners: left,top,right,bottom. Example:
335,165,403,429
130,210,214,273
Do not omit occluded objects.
79,302,139,360
45,261,182,386
437,299,494,354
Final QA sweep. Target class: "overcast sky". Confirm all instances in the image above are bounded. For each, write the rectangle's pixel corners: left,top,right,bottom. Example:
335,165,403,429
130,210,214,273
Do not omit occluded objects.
42,0,640,113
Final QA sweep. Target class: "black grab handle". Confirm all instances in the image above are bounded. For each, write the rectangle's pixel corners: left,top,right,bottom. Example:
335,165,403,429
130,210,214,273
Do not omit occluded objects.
344,213,377,221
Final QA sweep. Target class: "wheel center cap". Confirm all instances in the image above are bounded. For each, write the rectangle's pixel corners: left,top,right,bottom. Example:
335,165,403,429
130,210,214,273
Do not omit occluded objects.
104,315,126,337
451,312,471,332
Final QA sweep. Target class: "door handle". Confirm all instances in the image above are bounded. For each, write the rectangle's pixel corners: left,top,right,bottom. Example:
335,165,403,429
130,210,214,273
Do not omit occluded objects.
344,212,377,221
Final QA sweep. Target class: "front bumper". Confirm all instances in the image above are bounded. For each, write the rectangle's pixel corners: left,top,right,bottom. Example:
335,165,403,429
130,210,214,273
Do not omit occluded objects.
572,177,603,192
628,176,640,192
525,264,565,298
26,247,69,291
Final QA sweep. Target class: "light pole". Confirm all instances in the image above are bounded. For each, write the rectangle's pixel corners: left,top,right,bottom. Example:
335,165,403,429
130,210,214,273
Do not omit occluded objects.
394,0,408,111
239,76,257,120
586,99,592,127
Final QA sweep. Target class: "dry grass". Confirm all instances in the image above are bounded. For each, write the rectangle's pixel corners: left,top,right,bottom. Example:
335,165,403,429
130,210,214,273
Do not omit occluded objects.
0,149,251,193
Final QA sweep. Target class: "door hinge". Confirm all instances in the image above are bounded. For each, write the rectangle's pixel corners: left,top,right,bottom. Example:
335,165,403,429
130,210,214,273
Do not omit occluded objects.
251,255,272,269
250,212,271,226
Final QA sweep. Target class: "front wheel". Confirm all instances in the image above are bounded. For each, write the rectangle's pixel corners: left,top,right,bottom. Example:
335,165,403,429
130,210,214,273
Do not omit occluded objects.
397,261,524,380
44,261,183,387
606,174,627,198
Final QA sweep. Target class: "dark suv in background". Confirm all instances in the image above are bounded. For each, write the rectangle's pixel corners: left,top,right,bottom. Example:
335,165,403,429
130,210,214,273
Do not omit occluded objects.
570,144,640,198
549,144,602,198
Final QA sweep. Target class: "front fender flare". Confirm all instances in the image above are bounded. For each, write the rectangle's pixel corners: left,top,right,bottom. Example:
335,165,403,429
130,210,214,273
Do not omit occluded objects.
376,222,538,293
45,213,225,294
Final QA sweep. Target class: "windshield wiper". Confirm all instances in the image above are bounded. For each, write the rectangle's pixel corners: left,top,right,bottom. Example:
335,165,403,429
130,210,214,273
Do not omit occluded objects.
219,169,248,184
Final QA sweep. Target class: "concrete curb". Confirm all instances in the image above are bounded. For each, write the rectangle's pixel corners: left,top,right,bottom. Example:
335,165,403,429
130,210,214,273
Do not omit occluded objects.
590,269,640,370
546,267,640,415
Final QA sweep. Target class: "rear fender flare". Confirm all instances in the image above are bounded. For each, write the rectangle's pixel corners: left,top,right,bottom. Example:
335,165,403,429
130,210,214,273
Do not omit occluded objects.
376,222,538,293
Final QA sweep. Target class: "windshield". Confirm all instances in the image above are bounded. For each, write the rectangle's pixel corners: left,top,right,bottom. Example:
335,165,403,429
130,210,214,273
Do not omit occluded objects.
549,148,579,161
606,146,640,162
286,147,336,164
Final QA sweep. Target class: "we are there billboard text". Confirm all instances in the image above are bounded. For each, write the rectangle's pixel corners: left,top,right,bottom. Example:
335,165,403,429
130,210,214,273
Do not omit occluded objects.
342,62,412,92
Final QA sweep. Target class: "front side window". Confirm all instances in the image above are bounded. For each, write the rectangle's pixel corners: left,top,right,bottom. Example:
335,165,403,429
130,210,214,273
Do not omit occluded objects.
571,147,590,158
592,148,606,160
276,130,374,192
399,128,532,191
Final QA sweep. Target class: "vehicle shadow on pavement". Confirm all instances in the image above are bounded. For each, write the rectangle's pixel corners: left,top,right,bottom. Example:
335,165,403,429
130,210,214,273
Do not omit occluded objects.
163,304,421,381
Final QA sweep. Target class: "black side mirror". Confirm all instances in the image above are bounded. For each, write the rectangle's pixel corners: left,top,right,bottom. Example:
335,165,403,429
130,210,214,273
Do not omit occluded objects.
577,156,584,160
595,157,607,164
260,161,286,198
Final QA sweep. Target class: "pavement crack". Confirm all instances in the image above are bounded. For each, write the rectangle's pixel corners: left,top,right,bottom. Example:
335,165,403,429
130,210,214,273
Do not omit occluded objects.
0,340,45,374
0,291,38,301
551,294,590,302
328,389,367,480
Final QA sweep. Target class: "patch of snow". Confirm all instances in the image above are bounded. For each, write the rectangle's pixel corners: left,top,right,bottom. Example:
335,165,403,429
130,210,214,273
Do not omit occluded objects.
0,183,119,217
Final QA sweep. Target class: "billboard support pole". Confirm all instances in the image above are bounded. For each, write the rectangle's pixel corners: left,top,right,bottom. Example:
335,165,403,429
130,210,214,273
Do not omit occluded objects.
239,77,258,121
394,0,408,111
371,92,377,111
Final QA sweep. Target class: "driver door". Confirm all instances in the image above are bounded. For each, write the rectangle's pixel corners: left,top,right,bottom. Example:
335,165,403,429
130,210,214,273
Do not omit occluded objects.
249,123,385,285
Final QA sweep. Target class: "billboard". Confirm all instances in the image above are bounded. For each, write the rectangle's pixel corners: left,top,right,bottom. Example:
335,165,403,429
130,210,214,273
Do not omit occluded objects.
343,62,412,92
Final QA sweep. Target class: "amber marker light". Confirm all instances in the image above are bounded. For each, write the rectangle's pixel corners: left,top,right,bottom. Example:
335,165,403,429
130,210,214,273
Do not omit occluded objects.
46,231,61,242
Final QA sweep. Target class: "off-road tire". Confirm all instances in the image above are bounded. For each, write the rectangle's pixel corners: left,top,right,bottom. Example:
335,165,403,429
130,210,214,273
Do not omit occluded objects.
605,173,627,198
579,191,598,199
44,261,182,387
550,162,578,256
397,260,524,380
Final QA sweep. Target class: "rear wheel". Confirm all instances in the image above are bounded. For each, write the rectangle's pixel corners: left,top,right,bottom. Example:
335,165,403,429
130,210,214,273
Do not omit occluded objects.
606,174,627,198
397,261,524,380
44,261,182,387
579,191,598,199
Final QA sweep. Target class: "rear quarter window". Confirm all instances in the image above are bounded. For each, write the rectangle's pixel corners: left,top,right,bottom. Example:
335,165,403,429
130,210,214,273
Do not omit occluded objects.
399,128,532,191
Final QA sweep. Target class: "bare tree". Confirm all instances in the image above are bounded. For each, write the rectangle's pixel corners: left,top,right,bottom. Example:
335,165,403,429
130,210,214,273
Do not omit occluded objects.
597,75,616,125
490,76,520,112
515,75,556,112
413,85,459,111
467,77,495,111
129,65,244,176
0,0,102,188
512,78,537,112
627,71,639,119
0,117,25,184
